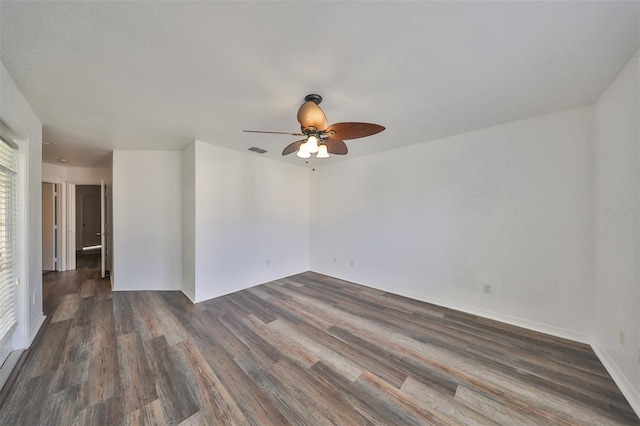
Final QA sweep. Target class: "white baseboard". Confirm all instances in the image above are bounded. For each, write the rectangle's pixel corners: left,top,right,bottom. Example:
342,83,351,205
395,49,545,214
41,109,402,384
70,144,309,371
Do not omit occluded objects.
192,286,234,303
181,287,196,303
28,314,46,347
313,270,591,343
0,350,23,391
195,285,247,303
192,269,310,304
415,293,592,344
591,338,640,417
311,270,640,417
112,283,181,292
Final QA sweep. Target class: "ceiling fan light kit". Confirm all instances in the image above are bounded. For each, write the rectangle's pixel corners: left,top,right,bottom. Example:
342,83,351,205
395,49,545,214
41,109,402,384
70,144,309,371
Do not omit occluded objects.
243,94,385,161
296,149,311,159
301,134,320,154
316,143,330,158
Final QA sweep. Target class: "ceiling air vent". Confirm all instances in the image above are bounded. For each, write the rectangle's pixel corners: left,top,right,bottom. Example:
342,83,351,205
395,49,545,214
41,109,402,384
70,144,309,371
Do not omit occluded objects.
248,147,267,154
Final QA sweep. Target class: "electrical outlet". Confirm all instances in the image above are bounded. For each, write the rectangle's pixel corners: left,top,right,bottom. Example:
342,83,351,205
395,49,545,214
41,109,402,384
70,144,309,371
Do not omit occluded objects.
619,329,626,346
483,284,492,294
350,260,354,267
333,257,337,263
266,259,270,266
32,292,36,305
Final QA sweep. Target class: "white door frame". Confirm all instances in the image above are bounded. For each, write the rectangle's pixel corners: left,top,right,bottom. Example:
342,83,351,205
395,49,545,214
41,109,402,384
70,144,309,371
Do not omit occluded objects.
57,183,65,271
100,180,107,278
66,183,76,271
41,182,56,271
42,181,76,272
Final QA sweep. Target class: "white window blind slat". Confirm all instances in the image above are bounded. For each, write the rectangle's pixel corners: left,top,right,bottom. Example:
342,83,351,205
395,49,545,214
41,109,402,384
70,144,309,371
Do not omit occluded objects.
0,137,17,345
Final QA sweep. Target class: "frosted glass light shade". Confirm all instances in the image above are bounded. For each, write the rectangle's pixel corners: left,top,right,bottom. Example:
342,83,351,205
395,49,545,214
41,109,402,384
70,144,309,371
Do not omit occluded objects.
303,135,319,154
297,148,311,158
316,144,330,158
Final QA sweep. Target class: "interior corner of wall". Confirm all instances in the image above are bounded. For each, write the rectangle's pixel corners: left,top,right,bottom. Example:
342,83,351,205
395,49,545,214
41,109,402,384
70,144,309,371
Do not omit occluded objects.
590,337,640,418
181,286,196,304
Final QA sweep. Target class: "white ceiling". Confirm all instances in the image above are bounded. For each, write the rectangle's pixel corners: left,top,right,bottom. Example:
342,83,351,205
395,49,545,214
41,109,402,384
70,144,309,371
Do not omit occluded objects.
1,1,638,168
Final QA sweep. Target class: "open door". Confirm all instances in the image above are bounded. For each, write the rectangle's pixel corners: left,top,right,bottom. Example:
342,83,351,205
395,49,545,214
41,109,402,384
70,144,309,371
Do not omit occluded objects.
100,179,109,278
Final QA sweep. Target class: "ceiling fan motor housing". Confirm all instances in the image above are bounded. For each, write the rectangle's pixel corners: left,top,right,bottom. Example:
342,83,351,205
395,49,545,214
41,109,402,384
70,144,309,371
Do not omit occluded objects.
304,94,322,105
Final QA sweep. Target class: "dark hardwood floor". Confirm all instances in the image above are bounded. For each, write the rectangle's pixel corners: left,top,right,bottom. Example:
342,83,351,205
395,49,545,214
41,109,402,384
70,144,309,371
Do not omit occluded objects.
1,254,638,425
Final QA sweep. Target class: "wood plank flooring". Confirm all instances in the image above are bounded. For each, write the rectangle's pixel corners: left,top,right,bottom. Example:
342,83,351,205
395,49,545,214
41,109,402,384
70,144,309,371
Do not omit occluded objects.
1,254,638,425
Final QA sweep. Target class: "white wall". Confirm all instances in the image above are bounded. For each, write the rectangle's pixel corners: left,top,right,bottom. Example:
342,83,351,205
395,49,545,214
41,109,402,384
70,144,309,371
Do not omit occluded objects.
67,166,112,185
0,62,45,347
311,106,595,341
42,163,111,185
41,163,66,183
593,51,640,413
112,151,182,290
182,143,196,301
192,141,309,302
112,142,309,301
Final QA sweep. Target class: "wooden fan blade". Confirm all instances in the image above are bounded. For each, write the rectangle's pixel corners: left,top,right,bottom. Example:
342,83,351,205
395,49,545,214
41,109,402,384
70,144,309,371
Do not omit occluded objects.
297,101,328,131
282,139,306,156
325,139,348,155
325,122,385,140
243,130,304,136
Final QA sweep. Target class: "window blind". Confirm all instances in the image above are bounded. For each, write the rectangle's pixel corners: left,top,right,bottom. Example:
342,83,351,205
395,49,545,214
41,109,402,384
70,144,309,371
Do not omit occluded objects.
0,136,17,346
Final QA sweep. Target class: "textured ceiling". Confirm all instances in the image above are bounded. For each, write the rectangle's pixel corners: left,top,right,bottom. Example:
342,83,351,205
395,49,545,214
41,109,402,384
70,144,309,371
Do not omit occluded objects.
1,1,638,168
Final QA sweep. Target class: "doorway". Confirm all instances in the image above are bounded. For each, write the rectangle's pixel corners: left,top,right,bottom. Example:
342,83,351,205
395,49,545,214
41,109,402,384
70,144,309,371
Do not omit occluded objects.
76,185,101,252
75,183,109,279
40,177,111,278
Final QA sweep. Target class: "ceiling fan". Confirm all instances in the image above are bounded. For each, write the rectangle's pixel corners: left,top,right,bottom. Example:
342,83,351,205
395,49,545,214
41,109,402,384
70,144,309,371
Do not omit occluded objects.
243,94,385,159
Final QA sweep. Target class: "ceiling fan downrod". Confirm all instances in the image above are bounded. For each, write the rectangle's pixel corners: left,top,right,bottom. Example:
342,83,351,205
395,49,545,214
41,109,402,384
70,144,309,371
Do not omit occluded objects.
304,94,322,105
